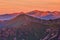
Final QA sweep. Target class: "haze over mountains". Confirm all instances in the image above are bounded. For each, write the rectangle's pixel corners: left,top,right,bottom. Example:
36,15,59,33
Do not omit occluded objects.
0,11,60,27
27,10,60,20
0,10,60,28
0,10,60,40
0,10,60,20
0,13,20,20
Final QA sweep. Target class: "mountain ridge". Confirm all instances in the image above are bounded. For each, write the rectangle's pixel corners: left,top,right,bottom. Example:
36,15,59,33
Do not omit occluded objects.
27,10,60,20
0,10,60,21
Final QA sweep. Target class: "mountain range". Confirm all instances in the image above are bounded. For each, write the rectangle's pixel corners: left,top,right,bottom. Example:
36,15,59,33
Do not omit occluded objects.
27,10,60,20
0,10,60,20
0,12,60,27
0,10,60,40
0,13,20,20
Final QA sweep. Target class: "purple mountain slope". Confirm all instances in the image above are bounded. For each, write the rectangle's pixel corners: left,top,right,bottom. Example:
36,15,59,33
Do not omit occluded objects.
41,13,55,20
27,10,60,20
0,12,23,20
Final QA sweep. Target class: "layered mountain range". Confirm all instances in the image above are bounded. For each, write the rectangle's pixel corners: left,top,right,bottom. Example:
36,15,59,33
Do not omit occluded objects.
0,13,20,20
0,10,60,20
27,10,60,20
0,12,60,27
0,10,60,40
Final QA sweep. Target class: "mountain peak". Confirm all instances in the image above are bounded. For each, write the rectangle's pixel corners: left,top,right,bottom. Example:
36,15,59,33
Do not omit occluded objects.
32,10,40,12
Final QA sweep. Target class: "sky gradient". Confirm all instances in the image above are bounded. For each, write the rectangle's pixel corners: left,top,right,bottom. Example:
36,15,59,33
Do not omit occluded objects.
0,0,60,14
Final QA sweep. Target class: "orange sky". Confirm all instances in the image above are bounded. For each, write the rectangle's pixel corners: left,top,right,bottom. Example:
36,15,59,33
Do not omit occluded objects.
0,0,60,14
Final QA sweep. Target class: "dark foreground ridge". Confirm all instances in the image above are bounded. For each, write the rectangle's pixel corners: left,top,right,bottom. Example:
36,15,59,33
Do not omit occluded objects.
0,14,60,40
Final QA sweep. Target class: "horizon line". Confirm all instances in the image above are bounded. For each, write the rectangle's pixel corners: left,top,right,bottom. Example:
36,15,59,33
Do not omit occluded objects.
0,10,60,15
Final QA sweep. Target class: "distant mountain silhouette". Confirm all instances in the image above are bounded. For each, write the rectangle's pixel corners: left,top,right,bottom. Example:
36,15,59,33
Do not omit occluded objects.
0,12,22,20
27,10,60,20
41,13,55,20
0,10,60,27
0,13,60,40
1,13,59,27
0,14,17,20
27,10,43,17
0,10,60,20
